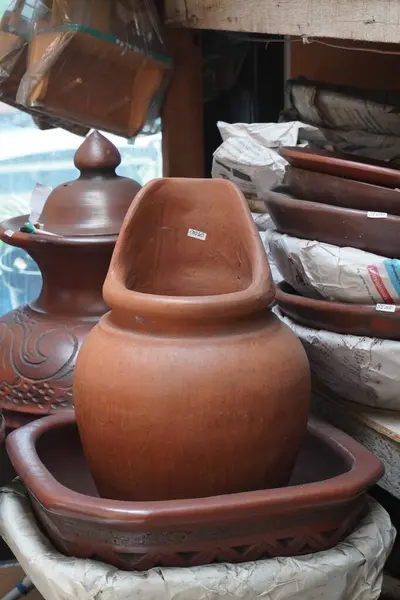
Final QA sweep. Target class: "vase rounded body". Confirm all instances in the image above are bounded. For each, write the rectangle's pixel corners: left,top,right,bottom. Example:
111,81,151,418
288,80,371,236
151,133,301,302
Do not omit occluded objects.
0,131,141,428
74,178,311,501
0,238,113,427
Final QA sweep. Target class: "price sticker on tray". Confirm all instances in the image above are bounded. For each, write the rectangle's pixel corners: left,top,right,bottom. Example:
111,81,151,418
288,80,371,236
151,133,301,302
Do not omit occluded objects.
367,212,388,219
376,304,396,313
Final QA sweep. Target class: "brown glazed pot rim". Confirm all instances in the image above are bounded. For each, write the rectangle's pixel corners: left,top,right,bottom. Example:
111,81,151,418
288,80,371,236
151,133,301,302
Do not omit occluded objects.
264,189,400,259
265,189,400,223
6,412,383,525
103,178,275,322
0,216,118,249
276,281,400,317
280,146,400,187
276,282,400,340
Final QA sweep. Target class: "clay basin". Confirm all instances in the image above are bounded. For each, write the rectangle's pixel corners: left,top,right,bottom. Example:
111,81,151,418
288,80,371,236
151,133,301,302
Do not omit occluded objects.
280,146,400,188
284,167,400,216
276,282,400,340
7,413,383,571
265,188,400,258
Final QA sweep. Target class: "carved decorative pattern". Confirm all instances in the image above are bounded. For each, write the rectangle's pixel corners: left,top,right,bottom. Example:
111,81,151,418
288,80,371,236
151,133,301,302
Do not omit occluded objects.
0,306,92,413
37,502,363,572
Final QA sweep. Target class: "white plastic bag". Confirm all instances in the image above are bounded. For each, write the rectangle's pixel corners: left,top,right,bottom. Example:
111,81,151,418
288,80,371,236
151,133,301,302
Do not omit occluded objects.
212,121,318,212
276,307,400,410
267,229,400,304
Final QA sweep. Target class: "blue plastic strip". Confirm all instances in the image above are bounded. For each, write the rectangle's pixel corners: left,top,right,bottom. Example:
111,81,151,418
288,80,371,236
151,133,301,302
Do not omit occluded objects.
384,259,400,297
16,583,30,596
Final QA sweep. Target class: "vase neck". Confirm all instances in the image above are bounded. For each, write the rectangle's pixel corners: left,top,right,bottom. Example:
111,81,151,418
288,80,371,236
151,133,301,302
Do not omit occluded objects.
106,303,274,336
27,245,112,318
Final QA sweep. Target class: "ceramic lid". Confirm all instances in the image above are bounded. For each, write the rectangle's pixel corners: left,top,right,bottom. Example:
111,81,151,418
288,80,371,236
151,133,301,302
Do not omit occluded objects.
37,131,141,237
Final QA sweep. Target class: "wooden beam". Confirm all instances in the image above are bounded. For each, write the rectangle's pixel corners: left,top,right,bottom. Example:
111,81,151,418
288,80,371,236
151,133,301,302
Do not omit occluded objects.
162,29,204,178
165,0,400,44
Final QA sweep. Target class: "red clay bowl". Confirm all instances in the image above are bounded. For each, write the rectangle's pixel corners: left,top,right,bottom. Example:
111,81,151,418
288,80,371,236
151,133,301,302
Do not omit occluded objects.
265,189,400,258
280,147,400,188
276,281,400,340
284,167,400,216
6,412,383,571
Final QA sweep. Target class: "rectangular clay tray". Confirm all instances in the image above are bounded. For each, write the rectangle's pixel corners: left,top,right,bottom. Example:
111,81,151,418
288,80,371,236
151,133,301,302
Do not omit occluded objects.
6,414,384,570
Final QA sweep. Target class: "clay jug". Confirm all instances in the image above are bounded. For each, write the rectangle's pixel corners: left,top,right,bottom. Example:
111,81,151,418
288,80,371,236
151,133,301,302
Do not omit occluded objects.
0,131,141,429
74,178,311,502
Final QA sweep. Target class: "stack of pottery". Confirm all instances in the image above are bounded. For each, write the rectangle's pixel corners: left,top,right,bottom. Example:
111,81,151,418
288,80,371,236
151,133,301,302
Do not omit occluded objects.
6,178,384,571
265,146,400,410
0,131,141,429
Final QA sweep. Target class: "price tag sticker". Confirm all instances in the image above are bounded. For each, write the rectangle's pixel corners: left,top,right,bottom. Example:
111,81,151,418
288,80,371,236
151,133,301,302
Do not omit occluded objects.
188,228,207,241
376,304,396,313
367,211,388,219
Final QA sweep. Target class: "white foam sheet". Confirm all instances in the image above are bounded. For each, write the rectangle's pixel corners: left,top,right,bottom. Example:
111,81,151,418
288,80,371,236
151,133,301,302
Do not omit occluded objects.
0,485,394,600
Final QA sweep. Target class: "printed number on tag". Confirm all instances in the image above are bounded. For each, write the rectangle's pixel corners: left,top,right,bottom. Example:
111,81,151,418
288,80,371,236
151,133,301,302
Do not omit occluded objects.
187,228,207,241
376,304,396,313
367,211,388,219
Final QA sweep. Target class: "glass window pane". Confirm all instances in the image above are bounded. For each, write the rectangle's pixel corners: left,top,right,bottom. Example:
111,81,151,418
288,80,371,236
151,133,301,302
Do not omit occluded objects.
0,102,163,315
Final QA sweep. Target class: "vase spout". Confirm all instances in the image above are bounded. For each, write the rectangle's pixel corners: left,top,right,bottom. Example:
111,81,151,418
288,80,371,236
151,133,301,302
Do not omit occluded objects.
104,178,275,323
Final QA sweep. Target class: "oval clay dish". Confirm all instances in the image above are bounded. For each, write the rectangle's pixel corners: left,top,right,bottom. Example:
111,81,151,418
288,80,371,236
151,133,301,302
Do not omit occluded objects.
265,189,400,258
276,282,400,340
6,412,383,571
280,147,400,188
284,167,400,216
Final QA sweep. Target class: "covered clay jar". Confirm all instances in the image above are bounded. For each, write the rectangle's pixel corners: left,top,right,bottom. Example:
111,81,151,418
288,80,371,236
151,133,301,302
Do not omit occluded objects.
0,131,141,428
74,178,311,502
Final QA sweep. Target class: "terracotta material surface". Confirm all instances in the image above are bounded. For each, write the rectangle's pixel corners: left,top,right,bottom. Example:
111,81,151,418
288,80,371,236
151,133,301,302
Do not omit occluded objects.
0,133,140,427
265,188,400,258
276,282,400,340
74,177,311,501
39,131,141,236
285,167,400,216
6,412,384,570
280,147,400,188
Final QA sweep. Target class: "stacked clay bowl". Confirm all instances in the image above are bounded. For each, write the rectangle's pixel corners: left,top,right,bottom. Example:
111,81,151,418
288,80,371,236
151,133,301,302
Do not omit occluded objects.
265,147,400,410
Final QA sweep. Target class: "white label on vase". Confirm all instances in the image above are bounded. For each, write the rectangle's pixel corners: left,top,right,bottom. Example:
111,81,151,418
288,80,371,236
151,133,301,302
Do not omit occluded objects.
367,211,388,218
188,228,207,241
30,183,52,224
376,304,396,312
3,229,14,237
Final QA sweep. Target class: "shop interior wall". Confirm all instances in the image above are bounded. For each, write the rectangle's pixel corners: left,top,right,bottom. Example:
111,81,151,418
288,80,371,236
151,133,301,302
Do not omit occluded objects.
290,38,400,91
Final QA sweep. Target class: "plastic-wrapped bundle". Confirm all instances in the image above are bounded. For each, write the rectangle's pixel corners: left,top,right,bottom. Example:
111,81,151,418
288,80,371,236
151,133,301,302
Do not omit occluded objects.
16,0,172,138
0,0,89,135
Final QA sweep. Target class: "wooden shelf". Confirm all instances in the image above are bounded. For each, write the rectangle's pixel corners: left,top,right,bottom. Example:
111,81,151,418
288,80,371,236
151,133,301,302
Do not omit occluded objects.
312,386,400,500
165,0,400,44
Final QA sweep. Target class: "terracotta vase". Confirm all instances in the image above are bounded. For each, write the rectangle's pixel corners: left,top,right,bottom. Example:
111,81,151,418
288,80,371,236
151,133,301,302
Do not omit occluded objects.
280,147,400,187
6,412,383,570
265,188,400,258
0,131,141,428
74,178,311,502
276,282,400,340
